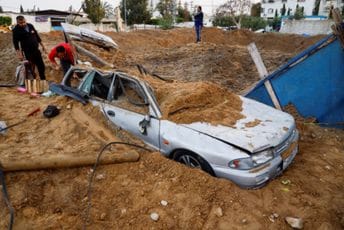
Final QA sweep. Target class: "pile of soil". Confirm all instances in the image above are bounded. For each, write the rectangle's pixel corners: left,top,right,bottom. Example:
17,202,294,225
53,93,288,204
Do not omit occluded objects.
139,73,244,125
1,28,324,93
0,88,343,229
1,29,343,229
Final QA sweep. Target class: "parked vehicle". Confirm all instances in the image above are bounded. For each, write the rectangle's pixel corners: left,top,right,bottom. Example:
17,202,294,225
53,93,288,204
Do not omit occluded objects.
51,67,299,188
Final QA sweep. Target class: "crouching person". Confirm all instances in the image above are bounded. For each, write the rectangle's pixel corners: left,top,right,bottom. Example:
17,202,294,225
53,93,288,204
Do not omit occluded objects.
49,42,75,76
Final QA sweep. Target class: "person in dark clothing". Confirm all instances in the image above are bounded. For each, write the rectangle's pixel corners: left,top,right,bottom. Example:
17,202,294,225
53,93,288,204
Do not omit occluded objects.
12,15,46,80
194,6,204,43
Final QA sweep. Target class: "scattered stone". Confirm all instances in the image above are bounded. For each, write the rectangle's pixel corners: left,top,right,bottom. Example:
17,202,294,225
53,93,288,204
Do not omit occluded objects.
66,104,72,109
121,208,127,215
325,165,331,170
241,219,247,224
214,207,223,217
285,217,304,229
269,213,279,222
100,213,106,220
311,133,317,139
160,200,168,206
96,174,105,180
281,179,291,185
268,215,275,223
150,212,159,221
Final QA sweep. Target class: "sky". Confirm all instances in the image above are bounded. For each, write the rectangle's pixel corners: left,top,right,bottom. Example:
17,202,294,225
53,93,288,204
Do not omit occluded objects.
0,0,240,16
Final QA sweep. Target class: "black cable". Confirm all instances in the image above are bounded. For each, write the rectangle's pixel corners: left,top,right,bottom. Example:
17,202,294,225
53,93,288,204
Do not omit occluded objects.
0,165,14,230
83,142,150,229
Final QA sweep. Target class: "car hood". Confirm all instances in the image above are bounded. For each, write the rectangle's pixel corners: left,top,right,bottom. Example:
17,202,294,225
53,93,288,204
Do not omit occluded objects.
182,96,295,153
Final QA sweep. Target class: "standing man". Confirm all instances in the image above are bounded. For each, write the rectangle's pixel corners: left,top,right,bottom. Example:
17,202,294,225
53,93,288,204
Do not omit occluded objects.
48,42,75,75
12,15,46,80
194,6,204,43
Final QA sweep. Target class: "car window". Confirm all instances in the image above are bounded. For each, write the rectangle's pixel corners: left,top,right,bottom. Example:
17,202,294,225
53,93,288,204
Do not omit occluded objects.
89,72,113,100
110,76,149,114
79,71,95,94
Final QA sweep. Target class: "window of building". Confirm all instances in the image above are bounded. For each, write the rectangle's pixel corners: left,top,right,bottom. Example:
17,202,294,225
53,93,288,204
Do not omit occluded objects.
268,8,274,14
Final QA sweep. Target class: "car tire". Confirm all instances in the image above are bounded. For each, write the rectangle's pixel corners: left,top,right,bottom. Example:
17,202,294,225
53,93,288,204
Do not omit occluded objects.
173,150,215,176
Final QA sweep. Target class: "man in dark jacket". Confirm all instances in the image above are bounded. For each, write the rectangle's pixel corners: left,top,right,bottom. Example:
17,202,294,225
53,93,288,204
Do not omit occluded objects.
12,15,46,80
194,6,204,43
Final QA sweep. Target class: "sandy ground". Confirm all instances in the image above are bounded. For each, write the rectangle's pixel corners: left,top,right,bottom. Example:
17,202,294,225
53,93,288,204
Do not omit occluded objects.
1,28,343,229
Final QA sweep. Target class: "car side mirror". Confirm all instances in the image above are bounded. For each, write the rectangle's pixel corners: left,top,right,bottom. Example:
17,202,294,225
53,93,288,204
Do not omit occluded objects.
139,115,150,135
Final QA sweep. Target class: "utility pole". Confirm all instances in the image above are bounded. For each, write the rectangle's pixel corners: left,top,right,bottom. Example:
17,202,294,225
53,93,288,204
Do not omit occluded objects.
124,0,127,31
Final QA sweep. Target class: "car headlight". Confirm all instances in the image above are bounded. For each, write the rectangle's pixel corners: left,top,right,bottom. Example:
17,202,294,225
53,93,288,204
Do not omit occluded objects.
229,149,273,170
251,149,274,165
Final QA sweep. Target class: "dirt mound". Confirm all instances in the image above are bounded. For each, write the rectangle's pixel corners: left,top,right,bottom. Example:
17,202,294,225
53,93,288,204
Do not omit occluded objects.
1,88,344,229
145,77,244,125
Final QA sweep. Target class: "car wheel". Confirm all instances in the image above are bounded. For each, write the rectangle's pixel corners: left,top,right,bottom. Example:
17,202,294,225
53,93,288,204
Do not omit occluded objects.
173,150,215,176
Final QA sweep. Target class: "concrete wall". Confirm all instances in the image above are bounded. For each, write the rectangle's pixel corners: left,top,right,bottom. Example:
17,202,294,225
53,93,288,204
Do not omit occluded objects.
79,23,116,32
280,19,334,35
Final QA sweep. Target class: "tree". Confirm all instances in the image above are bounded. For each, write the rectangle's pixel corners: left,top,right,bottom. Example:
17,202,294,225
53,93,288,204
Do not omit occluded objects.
156,0,175,17
312,0,320,15
120,0,151,25
0,6,3,13
287,8,291,16
294,4,304,20
250,3,261,17
280,3,286,16
83,0,106,24
20,5,24,13
103,1,114,18
214,0,251,29
176,1,191,22
274,9,278,17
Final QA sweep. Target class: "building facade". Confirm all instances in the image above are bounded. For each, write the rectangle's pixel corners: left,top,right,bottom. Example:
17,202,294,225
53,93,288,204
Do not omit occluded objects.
261,0,344,19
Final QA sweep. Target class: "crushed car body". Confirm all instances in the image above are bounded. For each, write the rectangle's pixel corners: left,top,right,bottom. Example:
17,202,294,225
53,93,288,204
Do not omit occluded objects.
50,66,299,188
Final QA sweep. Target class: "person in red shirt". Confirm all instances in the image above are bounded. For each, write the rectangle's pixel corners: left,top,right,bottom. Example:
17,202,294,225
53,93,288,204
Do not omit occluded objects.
48,42,75,75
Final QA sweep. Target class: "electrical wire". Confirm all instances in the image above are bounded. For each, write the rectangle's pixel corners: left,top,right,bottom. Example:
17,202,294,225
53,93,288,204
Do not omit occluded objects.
0,165,14,230
83,141,150,230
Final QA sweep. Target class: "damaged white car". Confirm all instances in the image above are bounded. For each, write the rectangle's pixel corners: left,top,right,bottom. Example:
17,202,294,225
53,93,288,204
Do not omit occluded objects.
51,66,299,188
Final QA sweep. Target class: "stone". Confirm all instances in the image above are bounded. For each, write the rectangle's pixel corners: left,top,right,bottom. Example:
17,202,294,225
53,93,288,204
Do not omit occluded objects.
160,200,168,206
150,212,159,221
285,217,304,229
100,213,106,220
214,207,223,217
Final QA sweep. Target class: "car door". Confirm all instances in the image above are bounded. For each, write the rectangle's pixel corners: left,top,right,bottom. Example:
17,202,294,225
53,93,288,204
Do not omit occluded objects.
102,74,161,150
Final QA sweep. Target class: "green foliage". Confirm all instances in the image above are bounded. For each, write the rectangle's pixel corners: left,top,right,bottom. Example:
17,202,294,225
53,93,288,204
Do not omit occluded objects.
212,15,236,27
149,18,160,25
274,9,278,17
213,15,267,31
280,4,286,16
250,3,261,17
287,8,291,16
83,0,106,24
120,0,151,25
0,16,12,26
156,0,174,17
241,16,267,31
158,16,173,29
268,17,281,30
342,6,344,19
177,5,192,22
20,5,24,13
294,6,304,20
0,6,3,13
312,0,320,15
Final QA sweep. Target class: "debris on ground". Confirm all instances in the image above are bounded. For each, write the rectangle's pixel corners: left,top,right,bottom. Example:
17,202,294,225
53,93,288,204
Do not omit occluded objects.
0,29,343,229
